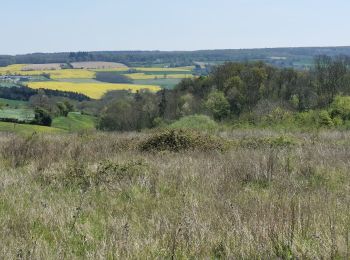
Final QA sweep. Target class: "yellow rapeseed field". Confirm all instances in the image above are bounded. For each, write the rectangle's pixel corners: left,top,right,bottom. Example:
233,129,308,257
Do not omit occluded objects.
48,69,96,79
27,82,161,99
0,64,27,74
0,64,193,77
125,73,193,80
8,69,95,79
0,64,96,79
93,67,130,72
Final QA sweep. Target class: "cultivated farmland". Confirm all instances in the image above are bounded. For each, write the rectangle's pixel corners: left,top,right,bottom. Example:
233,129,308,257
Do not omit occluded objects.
0,63,195,100
22,63,63,71
133,78,183,89
27,81,161,99
47,69,96,79
125,73,193,80
133,67,193,72
7,69,96,79
71,61,128,69
0,64,26,74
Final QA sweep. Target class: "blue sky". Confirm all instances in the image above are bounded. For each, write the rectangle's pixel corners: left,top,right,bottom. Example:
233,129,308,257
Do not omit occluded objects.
2,0,349,54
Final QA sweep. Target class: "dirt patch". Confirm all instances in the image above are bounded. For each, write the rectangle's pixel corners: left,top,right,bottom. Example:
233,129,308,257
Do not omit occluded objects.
70,62,128,69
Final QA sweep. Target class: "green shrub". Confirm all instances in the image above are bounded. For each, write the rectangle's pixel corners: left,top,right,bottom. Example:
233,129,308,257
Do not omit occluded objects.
294,110,335,128
332,116,343,126
294,111,318,127
140,129,228,152
343,120,350,130
34,107,52,126
169,114,218,131
262,107,293,125
269,136,298,147
153,117,167,128
205,91,230,121
329,96,350,120
318,110,334,127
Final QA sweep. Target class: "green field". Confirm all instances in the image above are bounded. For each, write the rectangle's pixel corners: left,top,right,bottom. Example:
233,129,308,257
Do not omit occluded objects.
52,112,96,132
0,98,28,107
0,121,64,135
0,108,34,122
27,76,51,82
51,75,187,89
0,82,19,88
133,78,183,89
0,112,96,134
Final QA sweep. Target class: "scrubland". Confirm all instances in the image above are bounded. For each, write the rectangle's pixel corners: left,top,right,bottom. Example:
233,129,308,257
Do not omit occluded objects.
0,129,349,259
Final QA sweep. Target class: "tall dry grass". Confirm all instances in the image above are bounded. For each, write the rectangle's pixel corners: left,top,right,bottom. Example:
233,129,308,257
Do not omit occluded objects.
0,130,349,259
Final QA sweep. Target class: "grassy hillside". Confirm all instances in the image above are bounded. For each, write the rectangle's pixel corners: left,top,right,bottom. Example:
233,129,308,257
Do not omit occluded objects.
0,98,28,107
0,82,20,88
0,113,95,135
0,108,34,122
52,112,96,131
0,130,349,258
0,121,64,135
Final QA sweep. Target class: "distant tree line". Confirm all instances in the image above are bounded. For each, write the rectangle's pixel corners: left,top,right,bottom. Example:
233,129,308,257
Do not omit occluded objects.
0,85,90,102
41,89,90,101
97,55,350,131
2,47,350,68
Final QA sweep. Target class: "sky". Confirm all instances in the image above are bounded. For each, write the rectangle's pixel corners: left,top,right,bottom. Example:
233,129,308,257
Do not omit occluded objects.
1,0,350,55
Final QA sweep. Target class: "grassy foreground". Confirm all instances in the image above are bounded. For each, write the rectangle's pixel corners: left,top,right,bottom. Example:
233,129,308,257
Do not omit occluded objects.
0,130,349,258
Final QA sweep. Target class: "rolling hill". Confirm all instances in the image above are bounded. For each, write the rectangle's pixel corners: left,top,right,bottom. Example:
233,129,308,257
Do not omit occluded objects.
2,46,350,69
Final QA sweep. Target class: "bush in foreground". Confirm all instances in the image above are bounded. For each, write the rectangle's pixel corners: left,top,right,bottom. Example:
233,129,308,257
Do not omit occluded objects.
140,129,228,152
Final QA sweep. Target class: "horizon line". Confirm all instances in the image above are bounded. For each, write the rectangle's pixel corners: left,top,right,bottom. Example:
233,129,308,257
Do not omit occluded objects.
3,45,350,56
